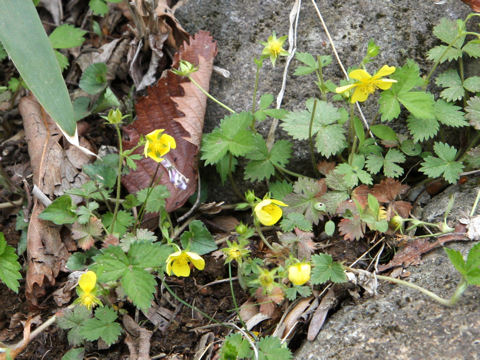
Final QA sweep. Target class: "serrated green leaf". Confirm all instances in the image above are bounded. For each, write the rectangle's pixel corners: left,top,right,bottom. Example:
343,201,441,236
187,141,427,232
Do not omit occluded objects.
464,76,480,92
257,336,292,360
280,212,312,232
390,60,423,93
102,211,134,237
366,148,405,178
76,202,99,224
398,91,435,120
295,52,317,68
463,40,480,58
180,220,217,255
407,115,439,142
434,100,467,127
79,62,107,95
419,142,464,184
269,180,293,201
259,93,274,109
435,69,464,101
335,155,372,187
79,307,122,346
433,18,465,47
49,24,86,49
319,191,349,215
283,177,325,225
128,241,171,268
39,195,77,225
89,0,109,15
370,124,397,141
61,348,85,360
314,123,347,158
466,96,480,130
245,136,291,182
92,87,121,113
135,185,169,213
92,245,129,282
83,153,119,189
427,45,463,63
0,233,22,293
54,50,69,71
445,247,467,275
466,243,480,270
66,252,87,271
0,0,76,135
121,267,156,311
311,253,346,285
219,333,252,360
57,306,92,346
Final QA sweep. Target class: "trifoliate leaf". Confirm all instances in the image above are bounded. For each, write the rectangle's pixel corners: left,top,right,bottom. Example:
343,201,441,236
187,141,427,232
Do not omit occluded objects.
432,18,465,47
398,91,435,120
57,306,92,346
39,195,77,225
101,211,134,237
391,59,423,93
92,245,129,282
419,142,464,184
89,0,109,16
311,253,347,284
79,307,122,346
280,212,312,232
257,336,292,360
0,232,22,293
466,96,480,130
335,155,372,187
319,191,349,215
283,177,326,225
269,180,293,201
444,247,467,275
135,185,169,213
61,348,85,360
67,180,112,201
76,202,99,225
366,148,405,178
434,100,467,127
435,69,464,102
49,24,87,49
79,62,108,95
427,45,463,63
219,333,252,360
121,267,156,311
245,136,292,181
180,220,217,255
407,115,439,142
201,112,256,165
464,76,480,93
325,170,350,191
294,52,317,75
463,40,480,58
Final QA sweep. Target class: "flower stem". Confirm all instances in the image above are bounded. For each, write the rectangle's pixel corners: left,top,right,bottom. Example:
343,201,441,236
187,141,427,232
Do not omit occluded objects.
308,99,320,176
254,222,274,251
229,262,249,331
274,164,304,178
110,124,124,234
251,62,262,129
348,102,356,165
187,76,236,114
134,162,161,231
228,153,245,200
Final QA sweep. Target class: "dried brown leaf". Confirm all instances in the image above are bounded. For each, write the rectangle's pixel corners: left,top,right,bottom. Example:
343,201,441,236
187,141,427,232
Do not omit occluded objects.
281,296,313,338
338,215,365,241
123,314,152,360
317,161,336,175
71,217,103,250
307,287,337,341
256,287,284,317
370,178,409,203
122,31,217,212
295,228,318,261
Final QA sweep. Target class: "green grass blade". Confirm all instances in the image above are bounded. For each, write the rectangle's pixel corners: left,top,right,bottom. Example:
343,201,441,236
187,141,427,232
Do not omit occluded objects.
0,0,76,136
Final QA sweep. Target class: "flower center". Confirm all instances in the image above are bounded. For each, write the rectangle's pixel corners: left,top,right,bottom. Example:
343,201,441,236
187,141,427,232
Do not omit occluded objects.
269,40,282,57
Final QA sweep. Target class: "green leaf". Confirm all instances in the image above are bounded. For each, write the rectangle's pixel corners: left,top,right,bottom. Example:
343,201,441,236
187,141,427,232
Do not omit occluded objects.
128,241,171,268
463,40,480,58
201,112,256,165
79,63,108,95
407,115,439,142
280,212,312,232
269,180,293,201
311,253,347,285
0,233,22,293
15,211,28,255
92,245,129,282
219,333,252,360
281,99,346,157
400,139,422,156
61,348,85,360
463,76,480,93
76,202,99,224
257,336,292,360
135,185,169,213
466,96,480,130
89,0,109,16
419,142,464,184
427,45,463,63
398,91,435,120
391,59,423,93
370,124,397,142
121,267,156,311
39,195,77,225
435,69,464,102
283,177,325,225
215,154,237,184
57,306,92,346
66,252,87,271
319,191,349,215
325,220,335,236
101,211,134,237
445,247,467,275
79,307,122,346
83,153,118,188
0,0,75,135
434,100,467,127
378,91,401,121
0,42,7,61
432,18,465,47
120,228,158,252
366,148,405,178
49,24,86,49
180,220,217,255
466,243,480,271
245,137,292,181
73,96,91,121
335,155,372,187
294,52,317,75
54,50,69,71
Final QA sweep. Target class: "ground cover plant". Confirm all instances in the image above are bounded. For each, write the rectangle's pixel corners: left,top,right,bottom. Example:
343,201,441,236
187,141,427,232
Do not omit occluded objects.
0,1,480,359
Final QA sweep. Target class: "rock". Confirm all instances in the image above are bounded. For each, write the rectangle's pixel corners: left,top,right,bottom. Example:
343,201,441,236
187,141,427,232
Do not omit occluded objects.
295,178,480,359
175,0,471,200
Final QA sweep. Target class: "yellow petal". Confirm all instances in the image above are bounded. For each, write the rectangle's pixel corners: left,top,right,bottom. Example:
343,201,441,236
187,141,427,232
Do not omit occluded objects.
146,129,164,143
373,65,396,79
375,78,397,90
172,256,191,277
162,134,177,150
270,199,288,207
350,87,370,103
186,252,205,270
257,204,283,226
288,263,311,286
79,271,96,293
166,251,182,275
349,69,371,81
335,83,357,94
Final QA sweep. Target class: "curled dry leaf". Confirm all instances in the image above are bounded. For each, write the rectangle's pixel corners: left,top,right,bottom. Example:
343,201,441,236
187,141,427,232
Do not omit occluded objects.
255,286,284,317
280,296,313,339
20,95,93,306
123,315,152,360
122,31,217,212
461,0,480,11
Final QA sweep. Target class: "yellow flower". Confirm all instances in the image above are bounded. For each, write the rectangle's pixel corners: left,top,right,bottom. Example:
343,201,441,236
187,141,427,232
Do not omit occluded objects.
166,250,205,277
335,65,397,103
144,129,176,162
288,263,311,286
261,32,289,66
222,239,250,264
77,271,102,310
254,199,288,226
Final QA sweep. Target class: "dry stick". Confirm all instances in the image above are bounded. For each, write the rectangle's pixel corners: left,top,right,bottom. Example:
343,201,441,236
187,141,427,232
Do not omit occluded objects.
310,0,375,140
266,0,301,150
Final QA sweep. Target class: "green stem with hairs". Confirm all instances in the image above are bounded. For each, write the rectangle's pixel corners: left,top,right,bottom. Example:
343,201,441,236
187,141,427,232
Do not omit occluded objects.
229,262,249,331
187,76,236,114
254,221,274,251
110,124,124,233
308,99,320,176
251,61,262,129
